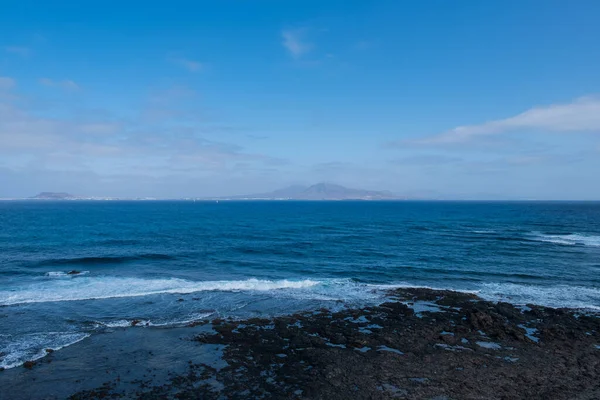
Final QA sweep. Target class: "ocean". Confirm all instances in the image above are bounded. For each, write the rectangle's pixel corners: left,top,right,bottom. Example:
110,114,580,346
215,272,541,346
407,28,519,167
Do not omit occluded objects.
1,200,599,370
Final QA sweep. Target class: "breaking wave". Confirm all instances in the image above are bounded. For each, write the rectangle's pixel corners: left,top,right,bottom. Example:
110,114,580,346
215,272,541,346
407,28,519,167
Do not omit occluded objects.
0,332,90,370
0,276,327,306
476,282,600,311
530,232,600,247
96,312,216,329
45,271,90,277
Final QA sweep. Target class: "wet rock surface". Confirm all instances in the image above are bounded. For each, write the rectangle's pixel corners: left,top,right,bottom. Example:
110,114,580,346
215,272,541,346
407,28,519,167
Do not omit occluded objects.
10,288,600,399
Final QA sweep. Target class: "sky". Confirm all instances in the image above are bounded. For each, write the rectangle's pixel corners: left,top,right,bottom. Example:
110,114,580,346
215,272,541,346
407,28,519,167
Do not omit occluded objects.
1,0,600,199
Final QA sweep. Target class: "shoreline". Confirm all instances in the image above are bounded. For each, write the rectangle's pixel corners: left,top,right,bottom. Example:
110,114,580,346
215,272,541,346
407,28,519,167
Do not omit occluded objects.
1,288,599,399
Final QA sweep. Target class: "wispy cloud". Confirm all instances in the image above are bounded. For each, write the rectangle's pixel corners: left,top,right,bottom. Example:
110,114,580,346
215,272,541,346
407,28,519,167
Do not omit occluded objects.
0,82,283,180
39,78,80,91
4,46,31,57
169,56,203,72
0,77,16,90
415,96,600,145
391,154,463,165
354,40,372,50
140,85,199,123
282,28,313,59
147,85,196,104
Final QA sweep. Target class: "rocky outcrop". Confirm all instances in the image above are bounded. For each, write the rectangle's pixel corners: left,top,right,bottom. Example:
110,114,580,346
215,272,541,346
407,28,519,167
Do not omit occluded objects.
67,288,600,399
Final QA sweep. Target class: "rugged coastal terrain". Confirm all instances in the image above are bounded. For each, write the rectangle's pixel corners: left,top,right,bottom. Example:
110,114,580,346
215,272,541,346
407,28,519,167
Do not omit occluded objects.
2,288,599,399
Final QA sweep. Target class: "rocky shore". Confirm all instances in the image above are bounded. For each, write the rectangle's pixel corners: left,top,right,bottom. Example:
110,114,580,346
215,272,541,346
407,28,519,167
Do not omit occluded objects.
4,288,600,399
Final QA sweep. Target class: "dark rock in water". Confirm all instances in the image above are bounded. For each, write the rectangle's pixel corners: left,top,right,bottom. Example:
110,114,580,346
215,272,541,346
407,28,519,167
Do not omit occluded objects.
177,298,184,302
440,334,457,345
22,361,36,370
468,310,496,330
187,320,207,328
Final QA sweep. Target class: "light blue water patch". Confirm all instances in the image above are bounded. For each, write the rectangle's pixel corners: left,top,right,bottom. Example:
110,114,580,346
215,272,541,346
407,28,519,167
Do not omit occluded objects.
345,316,369,324
377,384,408,397
354,346,371,353
516,305,532,313
434,343,472,352
402,301,445,317
476,341,502,350
518,324,540,343
377,345,404,355
359,323,383,334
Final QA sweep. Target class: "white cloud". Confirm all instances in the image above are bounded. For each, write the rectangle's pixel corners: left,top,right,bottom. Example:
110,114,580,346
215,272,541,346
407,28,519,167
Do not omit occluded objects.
4,46,30,57
170,57,203,72
282,28,312,58
39,78,80,91
418,96,600,144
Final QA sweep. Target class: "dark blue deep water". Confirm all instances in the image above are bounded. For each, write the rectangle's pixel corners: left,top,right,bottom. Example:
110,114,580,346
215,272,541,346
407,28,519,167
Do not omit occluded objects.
1,201,599,368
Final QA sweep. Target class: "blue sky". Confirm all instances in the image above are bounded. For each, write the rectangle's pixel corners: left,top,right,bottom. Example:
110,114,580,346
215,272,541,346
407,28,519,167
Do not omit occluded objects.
1,0,599,199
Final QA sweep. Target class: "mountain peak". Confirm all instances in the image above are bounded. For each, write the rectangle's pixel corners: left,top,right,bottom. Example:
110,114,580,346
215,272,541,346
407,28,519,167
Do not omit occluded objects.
229,183,399,200
306,182,345,191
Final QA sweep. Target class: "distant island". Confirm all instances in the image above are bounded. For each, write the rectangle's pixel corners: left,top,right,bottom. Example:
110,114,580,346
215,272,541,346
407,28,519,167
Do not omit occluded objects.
32,192,77,200
221,183,400,201
28,192,126,201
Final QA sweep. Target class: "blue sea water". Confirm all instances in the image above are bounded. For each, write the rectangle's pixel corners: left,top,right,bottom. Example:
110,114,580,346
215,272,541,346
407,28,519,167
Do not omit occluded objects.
1,200,599,369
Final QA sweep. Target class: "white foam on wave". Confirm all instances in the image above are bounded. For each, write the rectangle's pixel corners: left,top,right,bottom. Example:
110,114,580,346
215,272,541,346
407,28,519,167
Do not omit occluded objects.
97,312,215,329
99,319,150,328
374,281,600,311
149,312,215,327
350,281,600,311
477,282,600,311
4,273,598,313
368,282,480,295
45,271,90,277
0,277,324,306
276,280,404,303
0,332,90,369
375,281,600,311
530,232,600,247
